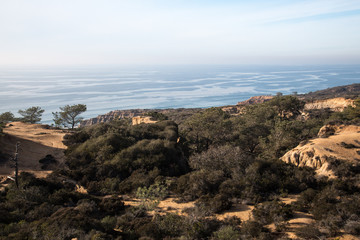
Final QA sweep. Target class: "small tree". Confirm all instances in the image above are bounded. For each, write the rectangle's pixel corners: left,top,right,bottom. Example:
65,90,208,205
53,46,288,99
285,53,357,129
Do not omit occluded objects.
53,104,87,129
18,106,44,123
0,112,14,134
0,111,15,123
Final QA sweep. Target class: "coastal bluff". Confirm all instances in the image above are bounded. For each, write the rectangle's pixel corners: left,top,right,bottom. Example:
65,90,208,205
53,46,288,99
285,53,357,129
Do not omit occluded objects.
281,124,360,178
80,109,152,127
80,108,201,127
80,98,355,127
80,84,360,127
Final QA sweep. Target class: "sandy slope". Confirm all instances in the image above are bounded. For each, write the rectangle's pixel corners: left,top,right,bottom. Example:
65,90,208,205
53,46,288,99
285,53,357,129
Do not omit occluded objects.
0,122,67,177
282,125,360,177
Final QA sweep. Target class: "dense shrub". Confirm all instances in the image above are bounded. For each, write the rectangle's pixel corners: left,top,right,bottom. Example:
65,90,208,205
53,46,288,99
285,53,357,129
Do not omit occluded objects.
344,218,360,235
189,145,253,177
252,200,293,225
211,225,240,240
64,120,187,194
295,225,323,239
152,213,185,238
292,188,317,212
195,194,232,215
240,220,270,239
99,196,125,215
175,170,226,200
181,108,233,153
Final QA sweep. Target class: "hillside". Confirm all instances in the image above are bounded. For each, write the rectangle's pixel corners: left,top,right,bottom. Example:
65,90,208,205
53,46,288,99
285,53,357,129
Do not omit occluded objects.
80,108,201,127
1,85,360,240
281,124,360,178
299,83,360,100
0,122,66,177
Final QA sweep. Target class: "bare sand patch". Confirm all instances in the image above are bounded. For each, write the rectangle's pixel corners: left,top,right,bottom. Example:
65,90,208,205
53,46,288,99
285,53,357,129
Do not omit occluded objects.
215,202,254,221
0,122,67,177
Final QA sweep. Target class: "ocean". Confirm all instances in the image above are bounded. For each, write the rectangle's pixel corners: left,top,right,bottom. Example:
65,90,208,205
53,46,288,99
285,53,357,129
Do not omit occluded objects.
0,65,359,124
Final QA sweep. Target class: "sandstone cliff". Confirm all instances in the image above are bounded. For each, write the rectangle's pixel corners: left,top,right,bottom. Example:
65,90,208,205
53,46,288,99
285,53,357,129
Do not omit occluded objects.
80,109,154,127
80,84,359,127
80,108,202,127
222,96,354,116
221,95,274,114
304,97,354,112
281,124,360,177
132,116,157,125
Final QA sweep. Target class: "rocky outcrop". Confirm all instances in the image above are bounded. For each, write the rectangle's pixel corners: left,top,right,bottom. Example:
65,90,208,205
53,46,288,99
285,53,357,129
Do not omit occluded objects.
237,95,273,106
317,124,343,138
281,125,360,177
80,108,203,127
80,109,155,127
221,95,274,115
132,116,157,125
304,97,354,112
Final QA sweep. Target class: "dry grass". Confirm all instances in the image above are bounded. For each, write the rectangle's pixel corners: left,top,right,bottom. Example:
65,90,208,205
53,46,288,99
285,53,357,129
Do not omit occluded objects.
0,121,67,177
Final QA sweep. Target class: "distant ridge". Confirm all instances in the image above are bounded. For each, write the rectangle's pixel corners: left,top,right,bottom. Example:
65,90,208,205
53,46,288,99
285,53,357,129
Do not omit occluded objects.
300,83,360,100
80,108,201,127
81,84,360,127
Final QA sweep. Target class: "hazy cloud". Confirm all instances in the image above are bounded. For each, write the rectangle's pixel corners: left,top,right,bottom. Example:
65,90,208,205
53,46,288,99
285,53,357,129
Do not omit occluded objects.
0,0,359,65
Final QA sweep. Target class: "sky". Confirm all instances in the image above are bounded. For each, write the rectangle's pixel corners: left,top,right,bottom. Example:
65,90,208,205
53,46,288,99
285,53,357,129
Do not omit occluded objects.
0,0,360,66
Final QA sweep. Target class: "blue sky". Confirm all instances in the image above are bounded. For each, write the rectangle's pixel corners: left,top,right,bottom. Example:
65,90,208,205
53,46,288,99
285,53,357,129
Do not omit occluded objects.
0,0,360,65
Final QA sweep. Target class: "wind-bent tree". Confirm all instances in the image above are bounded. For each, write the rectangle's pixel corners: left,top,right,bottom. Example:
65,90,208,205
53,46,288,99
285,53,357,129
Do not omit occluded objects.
53,104,87,129
18,106,44,123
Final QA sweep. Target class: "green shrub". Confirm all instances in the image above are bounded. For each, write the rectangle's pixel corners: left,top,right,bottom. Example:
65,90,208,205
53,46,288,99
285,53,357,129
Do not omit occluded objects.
39,154,58,169
292,188,317,212
195,194,232,215
136,182,168,201
252,200,293,225
26,202,58,221
136,182,168,210
241,220,268,239
189,145,252,177
75,199,98,215
319,215,342,237
99,196,125,215
211,225,240,240
145,111,168,121
295,225,323,239
101,215,117,232
344,219,360,235
153,213,185,238
176,170,226,200
183,217,220,240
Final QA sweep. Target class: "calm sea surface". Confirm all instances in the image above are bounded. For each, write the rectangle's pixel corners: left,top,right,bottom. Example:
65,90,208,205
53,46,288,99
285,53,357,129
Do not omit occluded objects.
0,65,359,124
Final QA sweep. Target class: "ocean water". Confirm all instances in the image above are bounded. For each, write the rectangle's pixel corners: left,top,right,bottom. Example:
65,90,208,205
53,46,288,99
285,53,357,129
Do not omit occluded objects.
0,65,359,124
